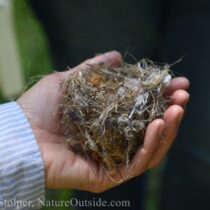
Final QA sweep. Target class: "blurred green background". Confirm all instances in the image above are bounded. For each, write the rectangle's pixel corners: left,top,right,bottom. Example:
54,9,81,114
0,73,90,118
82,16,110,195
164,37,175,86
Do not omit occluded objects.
0,0,162,209
13,1,73,210
14,0,51,79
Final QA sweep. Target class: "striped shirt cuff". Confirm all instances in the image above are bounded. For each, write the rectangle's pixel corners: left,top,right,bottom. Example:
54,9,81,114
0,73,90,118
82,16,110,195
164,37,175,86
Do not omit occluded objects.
0,102,45,210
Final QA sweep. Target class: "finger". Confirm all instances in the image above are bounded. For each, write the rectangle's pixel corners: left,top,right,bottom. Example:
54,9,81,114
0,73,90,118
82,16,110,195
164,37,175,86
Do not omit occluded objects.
165,77,190,96
128,119,165,177
169,89,190,108
148,105,184,168
61,51,123,77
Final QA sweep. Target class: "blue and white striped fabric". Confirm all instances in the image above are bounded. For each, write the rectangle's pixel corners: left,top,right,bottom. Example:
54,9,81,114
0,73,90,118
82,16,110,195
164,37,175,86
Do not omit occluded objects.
0,102,45,210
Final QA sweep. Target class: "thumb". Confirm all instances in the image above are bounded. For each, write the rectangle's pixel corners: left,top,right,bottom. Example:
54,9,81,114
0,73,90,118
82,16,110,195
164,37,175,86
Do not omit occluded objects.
61,51,123,77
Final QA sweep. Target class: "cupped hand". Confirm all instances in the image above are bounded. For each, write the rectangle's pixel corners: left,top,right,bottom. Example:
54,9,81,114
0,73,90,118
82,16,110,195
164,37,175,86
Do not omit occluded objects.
17,51,189,193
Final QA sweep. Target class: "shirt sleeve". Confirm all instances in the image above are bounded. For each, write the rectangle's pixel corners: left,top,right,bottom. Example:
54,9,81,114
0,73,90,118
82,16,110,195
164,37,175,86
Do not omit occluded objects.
0,102,45,210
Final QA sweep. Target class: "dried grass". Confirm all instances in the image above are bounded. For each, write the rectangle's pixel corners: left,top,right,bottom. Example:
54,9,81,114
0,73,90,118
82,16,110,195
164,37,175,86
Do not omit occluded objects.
60,59,172,174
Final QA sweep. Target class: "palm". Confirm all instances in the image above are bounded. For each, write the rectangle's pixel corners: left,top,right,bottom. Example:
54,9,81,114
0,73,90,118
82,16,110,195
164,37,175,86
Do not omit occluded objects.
17,52,189,192
17,73,95,188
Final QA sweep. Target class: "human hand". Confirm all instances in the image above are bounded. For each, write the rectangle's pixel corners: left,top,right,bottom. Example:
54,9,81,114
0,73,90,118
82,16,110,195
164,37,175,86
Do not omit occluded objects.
17,51,189,193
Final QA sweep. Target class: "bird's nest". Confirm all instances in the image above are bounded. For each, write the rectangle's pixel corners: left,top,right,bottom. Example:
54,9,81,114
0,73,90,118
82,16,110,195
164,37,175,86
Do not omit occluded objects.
60,59,172,175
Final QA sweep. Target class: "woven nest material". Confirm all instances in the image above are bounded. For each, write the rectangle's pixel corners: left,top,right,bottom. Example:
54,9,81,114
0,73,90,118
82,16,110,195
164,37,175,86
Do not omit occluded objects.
60,59,172,174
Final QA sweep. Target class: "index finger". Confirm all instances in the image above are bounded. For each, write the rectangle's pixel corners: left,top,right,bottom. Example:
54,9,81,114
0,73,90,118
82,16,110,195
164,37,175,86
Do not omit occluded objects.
61,51,123,78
